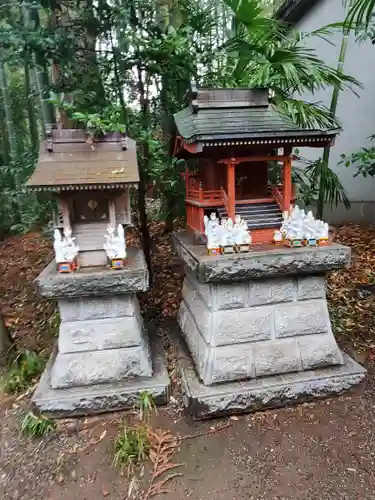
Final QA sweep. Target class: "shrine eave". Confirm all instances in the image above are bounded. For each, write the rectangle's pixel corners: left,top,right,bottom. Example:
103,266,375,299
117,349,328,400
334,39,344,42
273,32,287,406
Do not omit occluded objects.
174,132,337,157
27,182,138,193
185,130,339,145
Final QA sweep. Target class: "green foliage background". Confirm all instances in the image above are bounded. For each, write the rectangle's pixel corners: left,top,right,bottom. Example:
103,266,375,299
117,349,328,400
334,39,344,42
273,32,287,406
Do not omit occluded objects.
0,0,369,240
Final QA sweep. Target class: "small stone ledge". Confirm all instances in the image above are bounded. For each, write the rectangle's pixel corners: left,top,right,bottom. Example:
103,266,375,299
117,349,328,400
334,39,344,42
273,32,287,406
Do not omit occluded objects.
35,247,148,299
174,334,366,419
172,232,351,283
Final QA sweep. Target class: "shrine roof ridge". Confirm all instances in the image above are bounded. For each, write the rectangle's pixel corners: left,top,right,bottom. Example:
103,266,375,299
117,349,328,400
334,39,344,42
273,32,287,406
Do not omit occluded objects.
190,87,270,111
174,103,340,144
27,129,139,191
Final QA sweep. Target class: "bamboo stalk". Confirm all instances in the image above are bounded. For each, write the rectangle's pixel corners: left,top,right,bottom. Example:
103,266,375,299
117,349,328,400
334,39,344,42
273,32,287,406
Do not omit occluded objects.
0,58,18,164
24,49,39,154
317,0,355,219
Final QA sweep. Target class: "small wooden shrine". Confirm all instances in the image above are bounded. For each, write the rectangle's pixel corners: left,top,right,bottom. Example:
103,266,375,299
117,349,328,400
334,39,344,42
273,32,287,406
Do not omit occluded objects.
173,86,339,244
27,128,138,267
29,128,170,417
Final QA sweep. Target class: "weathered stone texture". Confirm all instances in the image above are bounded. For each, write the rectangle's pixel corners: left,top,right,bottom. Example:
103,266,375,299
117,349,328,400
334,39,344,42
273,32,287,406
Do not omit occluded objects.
216,283,247,310
173,232,351,283
253,339,302,377
275,300,329,338
178,301,210,381
58,315,143,353
210,344,254,384
59,295,138,322
173,234,363,417
182,280,212,341
36,248,148,299
298,334,344,369
32,345,170,417
174,333,366,419
216,307,273,345
247,278,296,307
178,270,344,386
297,275,326,300
51,342,152,389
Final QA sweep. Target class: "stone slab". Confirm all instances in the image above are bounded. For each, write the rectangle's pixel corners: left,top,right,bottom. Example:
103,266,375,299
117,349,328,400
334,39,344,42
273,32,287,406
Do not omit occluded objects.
184,269,300,311
58,315,144,353
35,247,148,299
297,275,326,300
58,295,139,322
174,336,366,419
274,299,330,338
32,345,170,418
172,232,351,283
51,340,152,388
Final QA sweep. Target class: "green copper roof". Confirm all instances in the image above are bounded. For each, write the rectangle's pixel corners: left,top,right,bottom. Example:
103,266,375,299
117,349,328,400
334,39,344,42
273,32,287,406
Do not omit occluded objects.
174,104,338,144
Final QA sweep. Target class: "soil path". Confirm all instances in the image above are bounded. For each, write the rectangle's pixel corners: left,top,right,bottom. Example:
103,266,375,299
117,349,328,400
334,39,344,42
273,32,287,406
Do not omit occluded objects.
2,363,375,500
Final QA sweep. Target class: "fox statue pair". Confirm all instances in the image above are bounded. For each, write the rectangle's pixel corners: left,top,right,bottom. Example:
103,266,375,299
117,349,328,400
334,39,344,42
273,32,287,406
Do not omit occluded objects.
203,212,251,251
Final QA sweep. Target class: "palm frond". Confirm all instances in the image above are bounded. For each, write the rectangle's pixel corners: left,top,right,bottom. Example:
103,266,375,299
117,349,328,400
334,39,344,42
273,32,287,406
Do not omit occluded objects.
305,160,351,209
272,95,342,129
294,22,347,45
347,0,375,28
225,22,362,95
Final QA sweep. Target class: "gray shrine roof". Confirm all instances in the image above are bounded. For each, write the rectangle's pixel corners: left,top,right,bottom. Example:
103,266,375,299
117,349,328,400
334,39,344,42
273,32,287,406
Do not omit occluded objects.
174,87,339,146
27,129,139,192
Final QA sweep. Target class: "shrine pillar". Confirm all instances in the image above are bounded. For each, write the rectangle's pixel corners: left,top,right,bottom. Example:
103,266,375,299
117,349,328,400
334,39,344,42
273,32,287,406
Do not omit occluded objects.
226,159,236,220
283,156,292,214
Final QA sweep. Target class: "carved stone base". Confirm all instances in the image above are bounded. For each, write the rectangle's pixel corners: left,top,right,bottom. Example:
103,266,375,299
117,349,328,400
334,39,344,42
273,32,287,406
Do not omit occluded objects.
32,341,169,417
33,249,170,416
174,333,365,419
172,231,363,417
51,294,152,389
178,270,344,385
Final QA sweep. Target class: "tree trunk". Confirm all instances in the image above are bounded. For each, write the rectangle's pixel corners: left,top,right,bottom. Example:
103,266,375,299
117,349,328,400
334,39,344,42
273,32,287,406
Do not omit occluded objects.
0,94,9,166
137,64,153,285
0,315,12,367
28,6,56,128
24,49,39,154
317,0,354,219
0,59,17,163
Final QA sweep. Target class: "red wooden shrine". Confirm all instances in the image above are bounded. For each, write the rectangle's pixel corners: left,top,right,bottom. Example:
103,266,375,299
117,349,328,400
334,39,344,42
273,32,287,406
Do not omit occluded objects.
173,87,339,244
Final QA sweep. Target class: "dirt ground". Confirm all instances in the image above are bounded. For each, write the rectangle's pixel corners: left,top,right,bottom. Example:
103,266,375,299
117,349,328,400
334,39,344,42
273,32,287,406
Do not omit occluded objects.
2,223,375,500
1,359,375,500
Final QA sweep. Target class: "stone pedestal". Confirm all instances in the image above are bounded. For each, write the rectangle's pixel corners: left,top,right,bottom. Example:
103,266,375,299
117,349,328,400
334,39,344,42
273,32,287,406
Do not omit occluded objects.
32,248,169,417
173,232,366,418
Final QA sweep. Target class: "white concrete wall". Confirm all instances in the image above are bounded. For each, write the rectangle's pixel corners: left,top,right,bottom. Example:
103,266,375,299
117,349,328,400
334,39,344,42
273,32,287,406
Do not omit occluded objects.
293,0,375,223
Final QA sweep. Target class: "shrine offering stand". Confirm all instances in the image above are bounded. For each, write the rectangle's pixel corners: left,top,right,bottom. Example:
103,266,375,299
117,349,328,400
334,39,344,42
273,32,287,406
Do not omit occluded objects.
173,232,365,419
32,248,169,417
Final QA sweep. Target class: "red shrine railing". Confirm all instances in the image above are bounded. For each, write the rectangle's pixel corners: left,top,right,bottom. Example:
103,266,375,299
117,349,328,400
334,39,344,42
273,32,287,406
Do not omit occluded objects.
272,185,284,212
184,169,297,233
221,187,229,215
187,186,223,204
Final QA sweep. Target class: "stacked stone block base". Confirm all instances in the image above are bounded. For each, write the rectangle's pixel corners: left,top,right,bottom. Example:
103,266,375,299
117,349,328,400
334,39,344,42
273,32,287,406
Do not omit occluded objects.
178,272,343,386
51,295,152,388
32,251,169,417
173,232,366,418
174,333,366,419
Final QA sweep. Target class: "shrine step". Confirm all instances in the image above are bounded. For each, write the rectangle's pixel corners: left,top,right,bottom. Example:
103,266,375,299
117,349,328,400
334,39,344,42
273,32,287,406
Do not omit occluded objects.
217,201,283,230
